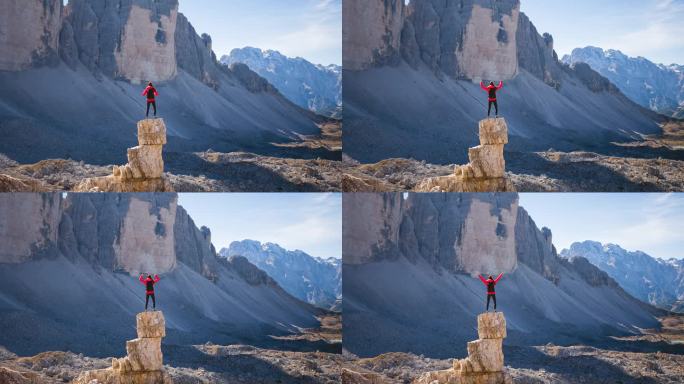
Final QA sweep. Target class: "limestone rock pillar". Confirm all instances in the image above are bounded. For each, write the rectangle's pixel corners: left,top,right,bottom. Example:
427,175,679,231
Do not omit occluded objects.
415,118,516,192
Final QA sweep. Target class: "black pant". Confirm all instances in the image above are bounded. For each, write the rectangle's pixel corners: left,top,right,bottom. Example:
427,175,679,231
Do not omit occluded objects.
488,100,498,116
145,293,156,309
146,101,157,117
486,294,497,310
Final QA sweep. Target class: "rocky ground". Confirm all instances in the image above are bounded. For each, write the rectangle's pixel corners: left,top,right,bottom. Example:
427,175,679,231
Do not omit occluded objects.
342,150,684,192
341,316,684,384
0,315,342,384
342,121,684,192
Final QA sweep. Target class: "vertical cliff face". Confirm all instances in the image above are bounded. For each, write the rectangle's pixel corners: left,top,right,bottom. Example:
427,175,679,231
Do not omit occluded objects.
0,194,62,263
343,0,405,70
397,0,520,79
65,0,179,83
516,12,562,87
343,193,404,265
0,0,62,71
343,193,519,275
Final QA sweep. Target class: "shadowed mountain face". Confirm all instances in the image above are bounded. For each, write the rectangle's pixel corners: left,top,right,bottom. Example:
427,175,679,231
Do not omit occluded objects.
0,193,321,358
563,47,684,118
343,0,665,165
342,193,663,358
0,0,322,166
222,48,342,118
220,240,341,310
561,241,684,313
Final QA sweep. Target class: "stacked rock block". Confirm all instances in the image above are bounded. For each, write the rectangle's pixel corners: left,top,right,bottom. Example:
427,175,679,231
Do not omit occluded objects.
417,312,511,384
415,118,515,192
74,311,173,384
75,119,172,192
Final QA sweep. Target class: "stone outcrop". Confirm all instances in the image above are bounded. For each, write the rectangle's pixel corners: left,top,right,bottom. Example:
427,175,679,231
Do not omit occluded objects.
75,119,173,192
0,0,62,71
417,312,511,384
415,118,515,192
75,311,172,384
343,0,405,70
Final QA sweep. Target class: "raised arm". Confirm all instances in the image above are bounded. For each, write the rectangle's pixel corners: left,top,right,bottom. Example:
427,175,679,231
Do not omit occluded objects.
154,274,160,283
139,274,145,285
478,275,487,284
153,88,159,97
480,81,487,91
141,87,149,96
497,81,503,90
494,273,503,283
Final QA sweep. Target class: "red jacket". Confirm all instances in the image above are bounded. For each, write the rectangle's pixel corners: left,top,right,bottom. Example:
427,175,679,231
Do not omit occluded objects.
479,273,503,295
480,81,503,101
142,86,159,102
140,275,160,294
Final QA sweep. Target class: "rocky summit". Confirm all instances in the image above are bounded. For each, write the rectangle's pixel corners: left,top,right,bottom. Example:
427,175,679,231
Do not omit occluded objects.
418,312,511,384
74,311,173,384
416,118,515,192
75,119,173,192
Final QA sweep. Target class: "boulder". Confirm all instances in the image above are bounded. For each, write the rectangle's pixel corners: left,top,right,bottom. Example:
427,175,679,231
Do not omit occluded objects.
137,311,166,338
126,338,163,371
477,312,507,339
465,339,503,372
415,118,514,192
75,119,172,192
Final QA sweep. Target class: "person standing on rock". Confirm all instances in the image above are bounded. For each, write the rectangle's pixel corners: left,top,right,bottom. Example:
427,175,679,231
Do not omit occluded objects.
142,82,159,118
480,81,503,117
479,273,503,311
140,274,161,310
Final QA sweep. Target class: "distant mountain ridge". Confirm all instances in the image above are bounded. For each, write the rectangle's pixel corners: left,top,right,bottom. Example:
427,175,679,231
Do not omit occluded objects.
562,47,684,118
561,241,684,313
220,240,341,309
222,47,342,118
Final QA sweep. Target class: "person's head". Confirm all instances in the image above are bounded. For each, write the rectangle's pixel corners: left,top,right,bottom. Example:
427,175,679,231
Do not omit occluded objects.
489,81,495,86
488,275,493,280
148,82,153,87
148,274,152,279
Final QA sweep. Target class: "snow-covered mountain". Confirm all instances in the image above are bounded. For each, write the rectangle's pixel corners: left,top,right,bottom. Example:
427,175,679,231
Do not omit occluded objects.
221,47,342,117
561,241,684,313
343,193,663,358
0,193,322,357
563,47,684,118
220,240,341,309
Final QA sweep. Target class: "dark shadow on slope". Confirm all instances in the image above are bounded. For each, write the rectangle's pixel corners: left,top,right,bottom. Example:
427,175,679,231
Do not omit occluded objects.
164,344,324,384
506,151,663,191
164,152,327,192
505,345,659,384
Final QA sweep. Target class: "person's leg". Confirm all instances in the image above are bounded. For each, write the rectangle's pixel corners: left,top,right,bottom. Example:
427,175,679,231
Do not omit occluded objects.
152,101,157,117
145,294,150,310
493,294,497,311
146,102,150,117
488,101,492,117
494,101,498,116
486,295,491,311
151,294,156,309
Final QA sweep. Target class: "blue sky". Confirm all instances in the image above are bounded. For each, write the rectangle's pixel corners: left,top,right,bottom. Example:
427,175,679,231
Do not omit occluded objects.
178,0,341,65
519,193,684,260
521,0,684,65
178,193,341,259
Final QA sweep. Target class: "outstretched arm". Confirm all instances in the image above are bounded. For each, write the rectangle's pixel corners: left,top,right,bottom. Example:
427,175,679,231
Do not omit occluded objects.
139,274,145,285
480,82,487,91
494,273,503,283
478,275,487,284
153,88,159,97
141,87,148,96
154,274,160,283
497,81,503,90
